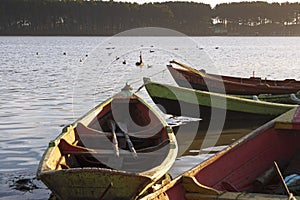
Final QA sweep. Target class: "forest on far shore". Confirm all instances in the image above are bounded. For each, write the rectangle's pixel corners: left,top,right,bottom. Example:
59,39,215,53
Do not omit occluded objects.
1,0,300,36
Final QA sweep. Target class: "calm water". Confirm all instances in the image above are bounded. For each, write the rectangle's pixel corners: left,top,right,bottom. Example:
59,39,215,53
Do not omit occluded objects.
1,35,300,199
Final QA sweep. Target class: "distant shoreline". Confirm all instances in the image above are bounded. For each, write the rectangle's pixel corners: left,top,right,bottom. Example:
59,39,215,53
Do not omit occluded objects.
2,1,300,37
1,33,300,36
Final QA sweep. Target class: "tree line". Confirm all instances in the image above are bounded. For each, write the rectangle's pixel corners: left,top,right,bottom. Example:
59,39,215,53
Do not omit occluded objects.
1,0,300,36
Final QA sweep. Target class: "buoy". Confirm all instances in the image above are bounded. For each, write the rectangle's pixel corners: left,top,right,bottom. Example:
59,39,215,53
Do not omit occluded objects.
123,60,126,65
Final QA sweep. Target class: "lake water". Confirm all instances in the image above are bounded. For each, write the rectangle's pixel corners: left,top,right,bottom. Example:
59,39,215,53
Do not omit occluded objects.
1,34,300,199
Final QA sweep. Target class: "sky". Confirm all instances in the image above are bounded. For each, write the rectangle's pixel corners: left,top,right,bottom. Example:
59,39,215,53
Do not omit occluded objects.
108,0,300,8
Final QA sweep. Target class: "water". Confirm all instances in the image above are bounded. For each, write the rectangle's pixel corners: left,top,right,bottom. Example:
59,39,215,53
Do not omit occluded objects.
0,35,300,199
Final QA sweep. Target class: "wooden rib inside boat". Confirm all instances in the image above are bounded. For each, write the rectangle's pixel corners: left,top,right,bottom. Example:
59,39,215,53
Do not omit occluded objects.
37,85,177,200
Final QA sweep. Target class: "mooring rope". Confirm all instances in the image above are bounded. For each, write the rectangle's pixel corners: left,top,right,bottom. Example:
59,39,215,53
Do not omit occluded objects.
130,68,167,85
132,69,167,93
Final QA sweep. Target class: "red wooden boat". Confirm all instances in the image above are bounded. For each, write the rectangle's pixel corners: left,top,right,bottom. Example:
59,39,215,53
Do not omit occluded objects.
168,60,300,95
140,106,300,200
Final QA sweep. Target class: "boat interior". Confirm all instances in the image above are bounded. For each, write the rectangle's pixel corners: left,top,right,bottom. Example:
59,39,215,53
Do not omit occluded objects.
195,124,300,195
52,96,171,172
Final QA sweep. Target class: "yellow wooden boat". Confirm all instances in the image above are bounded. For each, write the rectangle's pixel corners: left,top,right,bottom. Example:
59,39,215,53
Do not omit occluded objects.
37,84,177,200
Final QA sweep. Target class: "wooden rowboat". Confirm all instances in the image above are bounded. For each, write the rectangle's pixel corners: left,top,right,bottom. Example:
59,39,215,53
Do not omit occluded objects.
140,106,300,200
168,60,300,95
37,84,177,200
143,78,296,129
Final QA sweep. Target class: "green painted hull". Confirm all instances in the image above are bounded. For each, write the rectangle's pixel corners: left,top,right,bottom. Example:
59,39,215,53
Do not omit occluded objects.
144,79,296,120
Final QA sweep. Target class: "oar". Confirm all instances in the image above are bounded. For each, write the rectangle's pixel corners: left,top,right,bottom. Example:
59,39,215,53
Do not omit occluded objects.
109,120,119,157
118,122,138,159
273,161,296,200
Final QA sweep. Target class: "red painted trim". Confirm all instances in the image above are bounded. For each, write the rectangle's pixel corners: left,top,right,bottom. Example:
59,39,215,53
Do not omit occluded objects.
292,106,300,123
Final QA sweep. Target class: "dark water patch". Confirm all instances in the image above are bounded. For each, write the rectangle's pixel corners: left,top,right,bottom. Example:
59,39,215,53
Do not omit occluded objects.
0,171,50,200
9,177,39,191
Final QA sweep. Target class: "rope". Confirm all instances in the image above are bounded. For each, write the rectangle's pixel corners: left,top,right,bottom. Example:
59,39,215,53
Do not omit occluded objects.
133,69,167,93
130,68,167,85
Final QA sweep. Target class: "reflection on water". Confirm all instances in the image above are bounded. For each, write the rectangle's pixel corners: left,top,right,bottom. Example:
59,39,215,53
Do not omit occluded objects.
169,120,257,178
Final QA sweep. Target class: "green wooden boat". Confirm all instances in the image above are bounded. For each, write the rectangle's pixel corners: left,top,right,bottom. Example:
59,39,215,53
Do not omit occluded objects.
37,84,177,200
143,78,296,128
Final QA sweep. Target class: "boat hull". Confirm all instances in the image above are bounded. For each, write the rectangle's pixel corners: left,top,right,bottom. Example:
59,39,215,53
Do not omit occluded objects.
144,80,296,125
40,168,151,200
168,62,300,95
140,107,300,200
